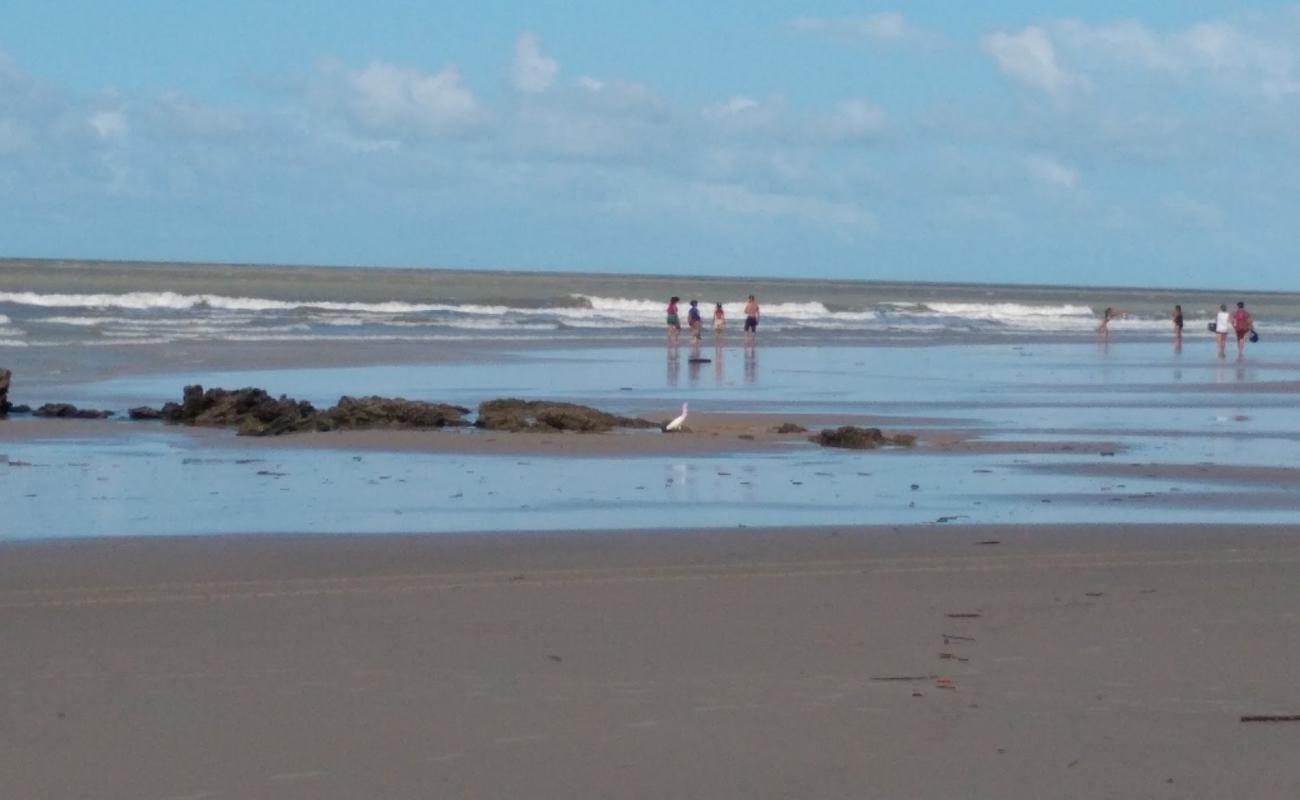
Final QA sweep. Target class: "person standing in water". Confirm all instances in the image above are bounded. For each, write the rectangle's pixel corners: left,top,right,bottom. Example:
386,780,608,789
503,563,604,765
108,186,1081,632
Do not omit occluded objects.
1213,303,1231,358
687,300,702,342
666,296,681,344
1097,307,1126,339
712,302,725,338
743,295,760,344
1172,304,1184,350
1233,301,1254,359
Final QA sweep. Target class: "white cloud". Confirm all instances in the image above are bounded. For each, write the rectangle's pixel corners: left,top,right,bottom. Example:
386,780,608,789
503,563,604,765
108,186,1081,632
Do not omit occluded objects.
692,181,877,232
1025,154,1079,189
511,32,558,93
317,60,483,138
506,75,669,161
89,110,128,140
983,26,1087,98
789,13,935,46
810,99,888,143
1000,18,1300,99
702,95,784,138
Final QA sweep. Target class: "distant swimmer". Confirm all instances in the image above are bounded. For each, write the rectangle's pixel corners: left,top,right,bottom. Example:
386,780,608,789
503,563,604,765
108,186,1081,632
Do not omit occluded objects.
688,300,702,341
1097,307,1126,339
713,302,725,337
666,296,681,344
1233,301,1254,359
743,295,760,344
1212,303,1230,358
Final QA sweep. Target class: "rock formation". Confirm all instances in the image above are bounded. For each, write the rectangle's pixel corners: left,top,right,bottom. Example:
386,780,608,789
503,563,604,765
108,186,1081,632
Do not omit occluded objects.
476,398,656,433
0,368,9,415
133,385,471,436
32,403,113,419
311,396,470,432
811,425,916,450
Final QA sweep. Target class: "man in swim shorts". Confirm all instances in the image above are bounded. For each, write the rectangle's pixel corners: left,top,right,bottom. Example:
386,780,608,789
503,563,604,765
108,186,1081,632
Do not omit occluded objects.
743,295,759,343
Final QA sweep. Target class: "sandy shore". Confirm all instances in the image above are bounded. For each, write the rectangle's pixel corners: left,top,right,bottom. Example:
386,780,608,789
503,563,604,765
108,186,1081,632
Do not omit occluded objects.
1,413,1124,459
3,525,1298,799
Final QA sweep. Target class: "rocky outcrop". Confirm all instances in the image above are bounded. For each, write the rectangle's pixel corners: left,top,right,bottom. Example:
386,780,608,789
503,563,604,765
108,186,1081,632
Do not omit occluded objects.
32,403,113,419
0,368,10,415
150,385,317,436
311,396,470,431
136,385,471,436
771,422,808,434
476,398,657,433
811,426,916,450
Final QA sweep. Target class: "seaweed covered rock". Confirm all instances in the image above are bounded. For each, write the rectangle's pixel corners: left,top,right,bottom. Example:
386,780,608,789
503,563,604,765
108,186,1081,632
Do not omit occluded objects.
32,403,113,419
811,425,915,450
476,399,657,433
144,385,471,436
158,385,317,436
312,396,470,431
771,422,808,434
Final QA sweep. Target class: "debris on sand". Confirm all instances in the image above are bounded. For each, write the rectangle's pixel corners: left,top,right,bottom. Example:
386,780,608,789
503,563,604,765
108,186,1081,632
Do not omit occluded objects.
771,422,808,434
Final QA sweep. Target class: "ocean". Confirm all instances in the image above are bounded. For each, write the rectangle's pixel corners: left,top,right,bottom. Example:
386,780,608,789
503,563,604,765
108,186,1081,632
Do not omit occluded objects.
2,258,1296,351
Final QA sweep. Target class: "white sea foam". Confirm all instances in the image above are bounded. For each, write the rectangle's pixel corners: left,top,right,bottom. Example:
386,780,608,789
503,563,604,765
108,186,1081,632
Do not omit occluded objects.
0,290,505,316
9,289,1300,341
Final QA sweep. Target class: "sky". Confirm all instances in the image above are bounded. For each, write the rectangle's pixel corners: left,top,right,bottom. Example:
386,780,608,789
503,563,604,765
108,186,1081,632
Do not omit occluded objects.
2,1,1300,289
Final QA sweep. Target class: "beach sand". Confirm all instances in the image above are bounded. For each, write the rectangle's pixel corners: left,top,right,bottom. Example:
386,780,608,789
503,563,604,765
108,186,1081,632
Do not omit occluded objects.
3,525,1298,799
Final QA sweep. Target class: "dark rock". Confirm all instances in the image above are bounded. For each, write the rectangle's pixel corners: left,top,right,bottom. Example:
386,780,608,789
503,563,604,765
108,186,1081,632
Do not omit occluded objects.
771,422,808,434
311,396,470,431
811,425,915,450
9,404,30,414
0,367,10,415
32,403,113,419
148,385,471,436
155,385,316,436
476,399,656,433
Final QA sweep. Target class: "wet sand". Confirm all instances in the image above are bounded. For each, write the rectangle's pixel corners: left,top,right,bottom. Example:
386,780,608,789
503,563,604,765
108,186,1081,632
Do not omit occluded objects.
3,524,1298,799
1,413,1121,459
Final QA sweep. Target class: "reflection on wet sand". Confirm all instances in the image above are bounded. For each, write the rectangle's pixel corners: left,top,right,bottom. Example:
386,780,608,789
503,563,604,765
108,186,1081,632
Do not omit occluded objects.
688,341,703,385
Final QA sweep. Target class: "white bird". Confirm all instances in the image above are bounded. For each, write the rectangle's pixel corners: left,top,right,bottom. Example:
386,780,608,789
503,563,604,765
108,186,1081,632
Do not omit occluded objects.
664,402,688,432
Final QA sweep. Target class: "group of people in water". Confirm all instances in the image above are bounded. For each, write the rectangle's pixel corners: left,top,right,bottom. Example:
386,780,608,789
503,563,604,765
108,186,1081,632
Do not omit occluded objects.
1098,301,1257,358
666,295,760,345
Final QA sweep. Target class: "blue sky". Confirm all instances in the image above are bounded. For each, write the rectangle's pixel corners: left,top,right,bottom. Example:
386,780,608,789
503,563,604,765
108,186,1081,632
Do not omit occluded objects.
3,2,1299,289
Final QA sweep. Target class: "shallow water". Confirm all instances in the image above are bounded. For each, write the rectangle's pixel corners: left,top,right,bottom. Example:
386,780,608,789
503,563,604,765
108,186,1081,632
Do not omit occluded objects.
4,428,1297,540
4,339,1300,538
